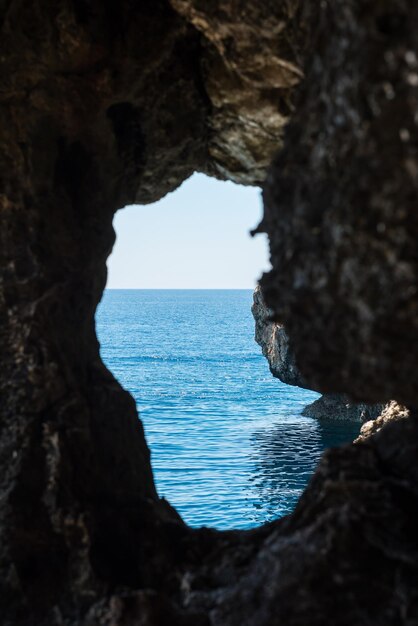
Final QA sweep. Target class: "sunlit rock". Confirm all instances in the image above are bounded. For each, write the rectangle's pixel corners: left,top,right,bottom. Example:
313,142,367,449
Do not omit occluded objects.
355,401,410,442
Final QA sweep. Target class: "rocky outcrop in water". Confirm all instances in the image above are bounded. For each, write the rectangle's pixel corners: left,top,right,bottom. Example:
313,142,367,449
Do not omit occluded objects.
301,394,384,422
257,3,418,408
1,0,418,624
253,286,306,388
252,287,384,421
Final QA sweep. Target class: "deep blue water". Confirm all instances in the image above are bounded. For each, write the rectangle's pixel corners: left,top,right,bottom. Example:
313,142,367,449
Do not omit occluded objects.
96,289,359,530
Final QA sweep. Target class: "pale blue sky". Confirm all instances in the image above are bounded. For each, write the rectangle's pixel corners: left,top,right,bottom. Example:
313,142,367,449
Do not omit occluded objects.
106,173,270,289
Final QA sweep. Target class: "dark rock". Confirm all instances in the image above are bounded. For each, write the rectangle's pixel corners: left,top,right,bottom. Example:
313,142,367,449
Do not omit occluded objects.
252,286,384,421
0,0,418,624
169,0,305,184
0,0,304,622
302,393,384,422
258,0,418,407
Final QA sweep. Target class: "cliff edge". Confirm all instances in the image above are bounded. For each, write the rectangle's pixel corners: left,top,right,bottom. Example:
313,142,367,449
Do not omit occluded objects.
252,286,384,421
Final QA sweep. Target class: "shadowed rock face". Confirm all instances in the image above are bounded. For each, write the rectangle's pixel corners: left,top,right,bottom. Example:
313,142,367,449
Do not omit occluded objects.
259,0,418,407
169,0,305,184
252,285,306,388
252,286,384,421
301,393,384,422
1,0,418,624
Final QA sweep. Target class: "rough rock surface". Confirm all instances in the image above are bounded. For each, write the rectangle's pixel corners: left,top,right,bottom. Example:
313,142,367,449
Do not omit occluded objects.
169,0,305,184
302,393,384,422
252,286,384,421
252,285,305,388
1,0,418,624
355,401,410,443
259,0,418,407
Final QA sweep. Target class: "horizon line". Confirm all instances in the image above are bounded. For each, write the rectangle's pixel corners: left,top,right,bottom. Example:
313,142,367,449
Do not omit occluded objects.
104,287,257,290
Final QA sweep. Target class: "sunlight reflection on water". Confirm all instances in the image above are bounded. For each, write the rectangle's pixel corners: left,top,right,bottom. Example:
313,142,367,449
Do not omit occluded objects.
96,289,359,529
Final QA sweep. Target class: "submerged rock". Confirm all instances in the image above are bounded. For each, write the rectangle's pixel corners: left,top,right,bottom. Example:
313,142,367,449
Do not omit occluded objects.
252,286,384,421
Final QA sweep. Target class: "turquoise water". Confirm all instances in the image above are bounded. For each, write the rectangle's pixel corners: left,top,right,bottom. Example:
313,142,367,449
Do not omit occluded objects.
96,290,359,530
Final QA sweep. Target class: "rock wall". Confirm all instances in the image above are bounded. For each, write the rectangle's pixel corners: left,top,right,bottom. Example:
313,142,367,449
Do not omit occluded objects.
169,0,305,184
301,393,384,422
1,0,417,624
252,286,305,388
252,286,384,421
258,0,418,407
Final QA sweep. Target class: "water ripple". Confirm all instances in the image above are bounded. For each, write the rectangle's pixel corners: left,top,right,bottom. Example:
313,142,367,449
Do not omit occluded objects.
96,290,359,530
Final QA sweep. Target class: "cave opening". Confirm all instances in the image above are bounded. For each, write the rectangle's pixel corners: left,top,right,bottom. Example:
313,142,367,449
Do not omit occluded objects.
1,0,417,620
95,173,361,530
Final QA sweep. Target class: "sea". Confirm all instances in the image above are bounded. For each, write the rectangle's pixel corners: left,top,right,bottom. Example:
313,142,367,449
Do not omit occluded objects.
96,289,359,530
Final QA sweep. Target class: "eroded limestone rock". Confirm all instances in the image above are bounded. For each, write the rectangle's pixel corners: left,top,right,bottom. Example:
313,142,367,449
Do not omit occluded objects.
252,286,384,421
169,0,304,184
355,401,410,443
0,1,305,622
302,393,384,422
252,285,305,388
1,0,418,624
259,0,418,407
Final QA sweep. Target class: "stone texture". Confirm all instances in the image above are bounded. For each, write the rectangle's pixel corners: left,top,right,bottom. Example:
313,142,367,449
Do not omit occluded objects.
0,0,304,622
181,412,418,626
252,285,305,388
169,0,305,184
1,0,418,624
302,393,384,422
0,2,208,622
355,401,410,443
252,286,384,421
258,0,418,407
